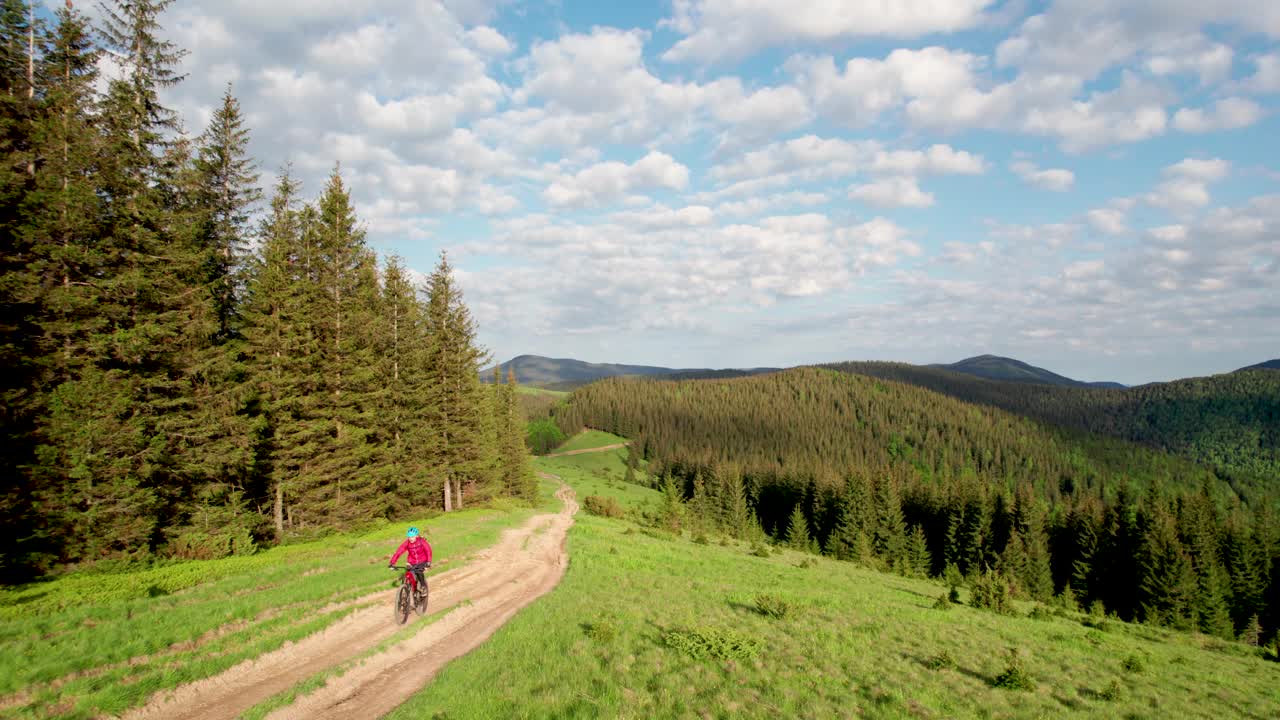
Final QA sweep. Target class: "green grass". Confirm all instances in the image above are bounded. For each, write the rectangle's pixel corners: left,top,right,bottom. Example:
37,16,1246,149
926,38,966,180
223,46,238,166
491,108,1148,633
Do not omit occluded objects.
0,482,559,720
385,453,1280,720
516,385,568,398
536,447,657,511
552,429,629,454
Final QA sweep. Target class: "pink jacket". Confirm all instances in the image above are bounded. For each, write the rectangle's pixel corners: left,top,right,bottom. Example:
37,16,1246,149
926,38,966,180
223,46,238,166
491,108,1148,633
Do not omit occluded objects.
391,537,432,565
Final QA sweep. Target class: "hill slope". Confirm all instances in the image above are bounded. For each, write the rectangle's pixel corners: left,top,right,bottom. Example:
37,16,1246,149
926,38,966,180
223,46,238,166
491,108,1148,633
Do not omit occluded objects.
386,451,1280,720
931,354,1123,388
824,361,1280,485
486,355,779,389
1239,359,1280,371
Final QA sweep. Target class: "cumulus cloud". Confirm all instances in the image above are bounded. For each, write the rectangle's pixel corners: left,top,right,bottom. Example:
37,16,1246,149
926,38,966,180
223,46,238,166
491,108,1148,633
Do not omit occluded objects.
1087,208,1128,235
1011,160,1075,191
543,152,690,208
662,0,996,63
1143,157,1231,212
1172,97,1263,133
849,177,935,208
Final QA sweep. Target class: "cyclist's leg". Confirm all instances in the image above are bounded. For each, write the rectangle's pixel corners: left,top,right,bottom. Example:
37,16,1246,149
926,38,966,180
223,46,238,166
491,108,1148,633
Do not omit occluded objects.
411,563,427,591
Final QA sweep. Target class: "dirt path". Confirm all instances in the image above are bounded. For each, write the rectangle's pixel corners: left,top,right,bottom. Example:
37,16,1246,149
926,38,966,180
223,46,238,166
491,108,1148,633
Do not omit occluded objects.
543,442,627,457
125,481,577,720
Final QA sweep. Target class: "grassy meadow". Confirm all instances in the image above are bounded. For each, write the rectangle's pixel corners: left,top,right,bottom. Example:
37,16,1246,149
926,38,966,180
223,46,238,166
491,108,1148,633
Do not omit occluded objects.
389,447,1280,720
0,485,559,720
550,429,630,454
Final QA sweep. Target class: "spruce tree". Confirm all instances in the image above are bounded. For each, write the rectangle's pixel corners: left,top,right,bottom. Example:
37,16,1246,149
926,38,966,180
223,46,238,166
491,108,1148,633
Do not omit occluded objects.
191,84,259,341
423,250,494,510
784,502,814,552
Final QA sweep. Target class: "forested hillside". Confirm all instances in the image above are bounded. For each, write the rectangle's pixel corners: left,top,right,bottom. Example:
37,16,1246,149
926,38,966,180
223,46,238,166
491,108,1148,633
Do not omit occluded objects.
555,369,1280,644
823,362,1280,484
0,1,532,579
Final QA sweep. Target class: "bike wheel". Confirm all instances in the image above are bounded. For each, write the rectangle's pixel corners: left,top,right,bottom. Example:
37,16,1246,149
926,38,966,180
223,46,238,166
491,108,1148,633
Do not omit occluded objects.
395,584,411,625
415,580,429,616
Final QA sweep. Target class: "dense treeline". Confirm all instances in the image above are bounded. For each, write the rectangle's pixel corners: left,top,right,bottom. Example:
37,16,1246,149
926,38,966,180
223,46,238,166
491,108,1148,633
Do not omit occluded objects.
557,369,1280,644
824,361,1280,494
0,1,532,578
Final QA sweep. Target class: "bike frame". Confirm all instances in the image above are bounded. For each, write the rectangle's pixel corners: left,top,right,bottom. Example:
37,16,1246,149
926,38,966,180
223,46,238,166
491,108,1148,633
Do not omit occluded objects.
392,565,422,592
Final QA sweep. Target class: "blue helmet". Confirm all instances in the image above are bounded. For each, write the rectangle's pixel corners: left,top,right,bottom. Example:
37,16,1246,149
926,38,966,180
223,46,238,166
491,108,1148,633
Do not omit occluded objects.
406,527,419,538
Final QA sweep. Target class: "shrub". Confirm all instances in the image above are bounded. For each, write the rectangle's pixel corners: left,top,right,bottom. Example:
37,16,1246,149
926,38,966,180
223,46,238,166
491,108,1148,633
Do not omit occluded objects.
948,585,962,604
1054,586,1080,613
1028,604,1052,621
1100,679,1123,702
1263,640,1280,663
750,543,771,558
970,571,1017,616
932,594,952,611
664,627,761,661
1121,654,1146,674
942,563,964,589
754,593,794,619
1239,615,1262,646
797,557,816,569
693,533,709,545
925,650,956,670
584,620,617,643
992,648,1036,691
583,495,624,519
1087,599,1106,617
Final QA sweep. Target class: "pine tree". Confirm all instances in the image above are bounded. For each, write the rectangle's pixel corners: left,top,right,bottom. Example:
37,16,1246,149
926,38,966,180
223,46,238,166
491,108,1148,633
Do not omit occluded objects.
423,250,494,511
783,502,814,552
1137,509,1196,630
33,0,198,561
241,170,327,539
872,473,907,563
905,525,932,577
0,0,42,577
485,366,535,502
657,474,684,533
190,84,259,341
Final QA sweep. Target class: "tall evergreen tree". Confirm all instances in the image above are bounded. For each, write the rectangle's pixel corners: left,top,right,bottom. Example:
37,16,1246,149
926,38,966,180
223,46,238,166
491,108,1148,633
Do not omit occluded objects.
191,84,259,341
423,251,494,511
242,169,314,540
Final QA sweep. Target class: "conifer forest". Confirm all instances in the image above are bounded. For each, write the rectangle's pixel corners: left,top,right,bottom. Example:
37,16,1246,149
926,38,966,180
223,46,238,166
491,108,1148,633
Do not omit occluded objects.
555,368,1280,645
0,0,533,579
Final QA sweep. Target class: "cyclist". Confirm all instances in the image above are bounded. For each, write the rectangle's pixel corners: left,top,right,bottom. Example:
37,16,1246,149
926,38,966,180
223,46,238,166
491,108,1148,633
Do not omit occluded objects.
389,526,432,596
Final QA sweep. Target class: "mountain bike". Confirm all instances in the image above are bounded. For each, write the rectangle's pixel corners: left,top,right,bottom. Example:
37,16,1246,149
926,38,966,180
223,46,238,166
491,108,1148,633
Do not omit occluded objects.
390,564,429,624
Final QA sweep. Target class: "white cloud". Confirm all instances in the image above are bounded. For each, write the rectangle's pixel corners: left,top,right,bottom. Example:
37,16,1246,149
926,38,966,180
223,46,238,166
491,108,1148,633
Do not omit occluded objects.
1143,158,1231,212
1087,208,1128,235
1011,160,1075,191
849,177,935,208
543,152,690,208
872,145,987,175
1144,36,1233,84
1241,54,1280,93
1166,158,1230,182
609,205,716,229
662,0,995,63
1172,97,1263,133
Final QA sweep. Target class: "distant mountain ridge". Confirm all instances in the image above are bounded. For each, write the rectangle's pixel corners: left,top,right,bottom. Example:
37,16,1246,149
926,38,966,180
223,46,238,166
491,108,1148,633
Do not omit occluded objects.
1238,359,1280,371
929,354,1125,388
485,354,778,389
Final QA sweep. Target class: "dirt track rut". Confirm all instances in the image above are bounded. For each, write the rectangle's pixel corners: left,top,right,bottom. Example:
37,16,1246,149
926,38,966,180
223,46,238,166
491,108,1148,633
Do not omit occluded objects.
125,480,576,720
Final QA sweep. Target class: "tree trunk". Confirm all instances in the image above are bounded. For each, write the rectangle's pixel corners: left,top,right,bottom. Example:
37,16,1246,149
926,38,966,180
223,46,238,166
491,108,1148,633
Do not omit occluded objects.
274,483,284,540
455,478,463,510
443,475,452,512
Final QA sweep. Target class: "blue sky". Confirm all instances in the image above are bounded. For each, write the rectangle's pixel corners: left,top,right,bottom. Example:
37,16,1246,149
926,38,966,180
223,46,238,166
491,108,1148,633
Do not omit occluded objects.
143,0,1279,384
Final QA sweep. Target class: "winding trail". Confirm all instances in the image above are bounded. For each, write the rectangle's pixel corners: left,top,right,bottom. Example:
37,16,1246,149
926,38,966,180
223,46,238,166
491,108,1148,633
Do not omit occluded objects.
125,479,576,720
542,442,628,457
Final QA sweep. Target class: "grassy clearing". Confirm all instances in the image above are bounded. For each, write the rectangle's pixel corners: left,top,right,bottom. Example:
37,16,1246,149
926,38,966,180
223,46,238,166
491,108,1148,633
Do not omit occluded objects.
0,482,559,720
552,429,629,454
516,385,568,398
387,453,1280,720
537,446,656,511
